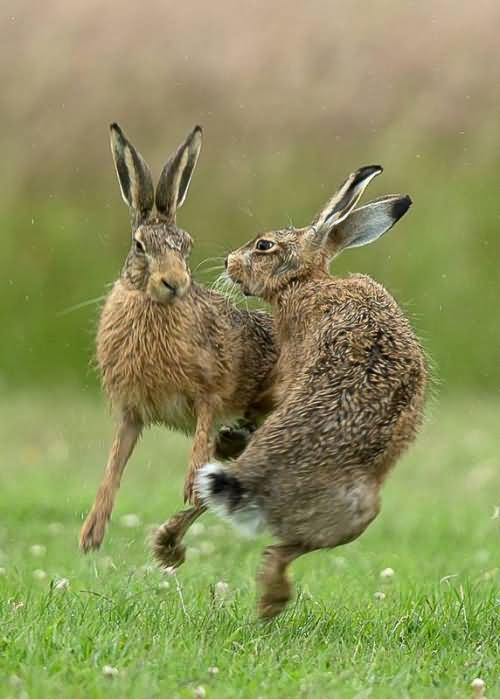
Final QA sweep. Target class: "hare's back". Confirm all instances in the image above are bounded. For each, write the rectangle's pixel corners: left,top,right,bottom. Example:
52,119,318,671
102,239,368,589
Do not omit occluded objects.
314,275,425,381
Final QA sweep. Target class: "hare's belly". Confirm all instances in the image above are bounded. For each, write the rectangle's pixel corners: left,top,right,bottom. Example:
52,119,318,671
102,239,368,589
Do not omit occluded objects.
138,391,197,434
158,393,197,433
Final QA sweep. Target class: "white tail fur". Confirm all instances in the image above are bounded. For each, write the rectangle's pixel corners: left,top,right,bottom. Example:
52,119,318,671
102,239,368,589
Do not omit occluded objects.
195,462,266,537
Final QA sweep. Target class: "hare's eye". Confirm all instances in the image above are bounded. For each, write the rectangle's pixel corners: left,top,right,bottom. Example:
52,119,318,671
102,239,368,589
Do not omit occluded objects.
255,239,275,252
134,239,145,254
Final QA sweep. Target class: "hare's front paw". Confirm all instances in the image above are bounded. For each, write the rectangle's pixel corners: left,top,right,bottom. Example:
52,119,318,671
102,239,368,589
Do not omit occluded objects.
214,425,252,460
79,509,108,553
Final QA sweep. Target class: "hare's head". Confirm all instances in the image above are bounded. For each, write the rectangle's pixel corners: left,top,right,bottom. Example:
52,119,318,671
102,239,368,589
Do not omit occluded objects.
226,165,411,302
110,123,202,304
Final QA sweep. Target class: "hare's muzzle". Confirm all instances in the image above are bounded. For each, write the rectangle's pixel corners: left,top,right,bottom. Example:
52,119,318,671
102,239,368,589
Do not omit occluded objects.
225,252,241,282
148,270,191,304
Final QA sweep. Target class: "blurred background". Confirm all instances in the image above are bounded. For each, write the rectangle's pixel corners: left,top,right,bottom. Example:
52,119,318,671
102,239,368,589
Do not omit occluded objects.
1,0,499,393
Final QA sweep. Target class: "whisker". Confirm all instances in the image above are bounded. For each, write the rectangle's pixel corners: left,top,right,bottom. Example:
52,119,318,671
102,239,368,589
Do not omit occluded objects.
57,295,107,316
193,256,225,273
198,265,226,278
212,271,249,307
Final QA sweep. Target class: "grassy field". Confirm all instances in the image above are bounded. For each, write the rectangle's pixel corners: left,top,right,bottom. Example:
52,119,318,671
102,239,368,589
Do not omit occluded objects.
0,392,498,698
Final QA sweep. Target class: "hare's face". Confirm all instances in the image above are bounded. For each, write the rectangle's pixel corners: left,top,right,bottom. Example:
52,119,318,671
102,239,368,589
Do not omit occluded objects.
226,228,322,301
123,220,193,304
110,123,203,304
226,165,413,303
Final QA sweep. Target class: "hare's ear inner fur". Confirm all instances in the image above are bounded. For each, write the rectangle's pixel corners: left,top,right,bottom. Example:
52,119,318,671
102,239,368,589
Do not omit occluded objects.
326,194,412,257
109,123,154,224
309,165,383,248
155,125,203,221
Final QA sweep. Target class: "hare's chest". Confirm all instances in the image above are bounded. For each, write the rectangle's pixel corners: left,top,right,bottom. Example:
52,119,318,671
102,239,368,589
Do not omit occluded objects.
106,349,197,429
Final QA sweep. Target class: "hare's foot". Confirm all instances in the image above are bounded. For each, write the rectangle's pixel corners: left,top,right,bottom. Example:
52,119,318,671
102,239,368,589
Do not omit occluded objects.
257,575,293,619
256,543,307,619
153,506,205,570
214,423,255,461
79,506,110,553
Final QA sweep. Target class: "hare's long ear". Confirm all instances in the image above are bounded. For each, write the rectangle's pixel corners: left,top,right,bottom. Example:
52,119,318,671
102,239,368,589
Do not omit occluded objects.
308,165,382,248
155,125,202,222
325,194,412,257
109,123,154,227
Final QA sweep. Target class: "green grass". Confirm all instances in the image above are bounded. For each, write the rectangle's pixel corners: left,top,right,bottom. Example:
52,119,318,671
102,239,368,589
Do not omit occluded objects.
0,392,499,698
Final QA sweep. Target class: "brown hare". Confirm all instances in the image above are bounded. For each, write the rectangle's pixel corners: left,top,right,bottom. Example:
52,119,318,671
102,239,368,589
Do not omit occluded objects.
196,165,427,618
79,123,277,557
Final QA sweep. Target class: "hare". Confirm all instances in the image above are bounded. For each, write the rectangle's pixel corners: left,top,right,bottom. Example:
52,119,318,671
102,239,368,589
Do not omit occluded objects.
79,123,277,558
196,164,427,618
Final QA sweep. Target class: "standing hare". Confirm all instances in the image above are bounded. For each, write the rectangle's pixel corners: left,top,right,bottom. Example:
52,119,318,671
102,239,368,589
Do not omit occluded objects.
79,123,277,557
196,165,427,618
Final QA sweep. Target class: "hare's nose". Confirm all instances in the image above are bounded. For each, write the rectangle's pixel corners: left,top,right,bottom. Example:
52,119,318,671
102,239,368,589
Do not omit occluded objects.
161,278,177,295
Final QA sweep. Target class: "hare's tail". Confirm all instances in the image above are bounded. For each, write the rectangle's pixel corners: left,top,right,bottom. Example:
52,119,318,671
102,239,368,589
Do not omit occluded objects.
195,462,266,536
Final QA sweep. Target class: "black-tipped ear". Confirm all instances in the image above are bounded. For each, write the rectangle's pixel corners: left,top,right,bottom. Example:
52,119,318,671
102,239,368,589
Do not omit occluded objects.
155,125,203,221
308,165,383,248
109,123,154,225
326,194,412,257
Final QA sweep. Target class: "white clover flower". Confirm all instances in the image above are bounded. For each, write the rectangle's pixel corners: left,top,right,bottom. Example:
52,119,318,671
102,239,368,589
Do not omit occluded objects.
373,591,386,601
54,577,70,592
102,665,119,678
214,581,231,602
333,556,347,568
48,522,64,535
158,580,170,590
32,569,47,581
207,666,219,675
193,686,206,698
379,567,395,580
471,678,485,698
30,544,46,557
120,513,141,528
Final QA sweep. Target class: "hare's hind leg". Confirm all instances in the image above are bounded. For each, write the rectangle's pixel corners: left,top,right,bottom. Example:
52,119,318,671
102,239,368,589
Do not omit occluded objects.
153,505,206,569
257,543,309,619
80,413,142,553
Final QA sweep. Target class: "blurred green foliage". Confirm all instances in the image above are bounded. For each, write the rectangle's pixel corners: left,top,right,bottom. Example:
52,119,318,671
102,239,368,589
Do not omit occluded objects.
1,137,498,394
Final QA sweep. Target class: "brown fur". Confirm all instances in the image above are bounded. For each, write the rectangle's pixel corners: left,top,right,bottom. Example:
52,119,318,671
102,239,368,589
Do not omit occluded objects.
79,124,277,554
197,166,427,618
